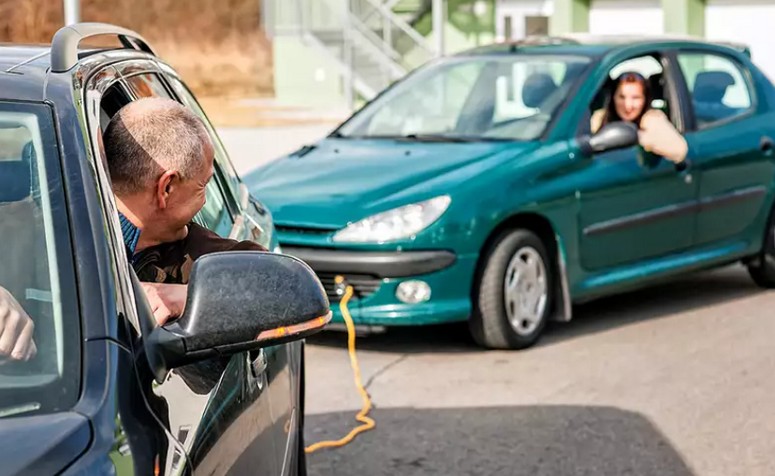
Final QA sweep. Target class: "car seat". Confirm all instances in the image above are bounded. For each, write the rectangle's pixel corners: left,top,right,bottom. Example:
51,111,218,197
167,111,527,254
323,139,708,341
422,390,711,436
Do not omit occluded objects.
692,71,738,126
522,73,559,109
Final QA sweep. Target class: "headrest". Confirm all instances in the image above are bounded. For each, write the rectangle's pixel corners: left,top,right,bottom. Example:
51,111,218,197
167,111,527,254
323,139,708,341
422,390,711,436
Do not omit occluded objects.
693,71,735,103
0,160,31,202
522,73,558,108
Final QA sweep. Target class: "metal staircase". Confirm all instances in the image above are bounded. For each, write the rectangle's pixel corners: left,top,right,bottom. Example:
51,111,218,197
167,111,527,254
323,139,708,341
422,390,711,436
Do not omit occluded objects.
263,0,438,106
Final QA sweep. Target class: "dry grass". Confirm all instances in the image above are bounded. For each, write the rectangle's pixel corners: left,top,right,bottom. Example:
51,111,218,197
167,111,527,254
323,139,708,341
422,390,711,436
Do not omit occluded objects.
154,34,273,98
0,0,274,99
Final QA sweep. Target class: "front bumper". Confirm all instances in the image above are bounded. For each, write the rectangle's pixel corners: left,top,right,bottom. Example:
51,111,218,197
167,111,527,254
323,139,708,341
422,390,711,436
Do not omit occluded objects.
282,246,476,326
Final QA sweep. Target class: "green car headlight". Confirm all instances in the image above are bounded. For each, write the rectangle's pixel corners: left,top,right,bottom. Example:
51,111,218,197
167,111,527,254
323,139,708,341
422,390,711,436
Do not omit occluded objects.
332,196,451,244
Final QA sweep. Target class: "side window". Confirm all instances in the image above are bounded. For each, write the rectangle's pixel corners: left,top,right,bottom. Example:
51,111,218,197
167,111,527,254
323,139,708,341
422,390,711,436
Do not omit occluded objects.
677,52,753,128
124,73,173,99
586,54,675,133
120,73,235,236
196,164,233,237
0,102,80,417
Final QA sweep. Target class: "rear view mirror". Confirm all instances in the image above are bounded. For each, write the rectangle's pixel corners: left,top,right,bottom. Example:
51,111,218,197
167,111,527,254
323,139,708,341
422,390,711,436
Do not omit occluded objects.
579,121,639,155
142,251,330,382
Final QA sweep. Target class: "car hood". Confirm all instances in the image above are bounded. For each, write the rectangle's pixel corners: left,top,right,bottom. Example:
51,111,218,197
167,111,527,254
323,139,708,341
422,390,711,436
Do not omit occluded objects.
244,138,538,229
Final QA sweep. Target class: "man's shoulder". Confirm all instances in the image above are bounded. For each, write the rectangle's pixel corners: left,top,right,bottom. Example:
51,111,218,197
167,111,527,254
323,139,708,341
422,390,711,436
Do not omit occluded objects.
185,222,266,259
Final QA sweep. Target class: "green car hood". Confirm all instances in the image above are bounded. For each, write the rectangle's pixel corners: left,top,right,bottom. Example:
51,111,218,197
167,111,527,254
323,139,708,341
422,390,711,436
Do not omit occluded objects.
244,138,537,229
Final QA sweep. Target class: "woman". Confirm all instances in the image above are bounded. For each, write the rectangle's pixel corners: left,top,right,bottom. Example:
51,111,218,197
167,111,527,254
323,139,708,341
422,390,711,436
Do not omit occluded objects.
591,71,688,164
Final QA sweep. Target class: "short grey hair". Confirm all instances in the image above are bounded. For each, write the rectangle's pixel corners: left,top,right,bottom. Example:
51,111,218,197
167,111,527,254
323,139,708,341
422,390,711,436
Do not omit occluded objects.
103,97,212,195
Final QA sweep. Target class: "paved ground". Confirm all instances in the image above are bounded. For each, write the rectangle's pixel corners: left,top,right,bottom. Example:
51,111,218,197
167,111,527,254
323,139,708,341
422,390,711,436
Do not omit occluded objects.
302,265,775,476
216,125,775,476
218,124,335,175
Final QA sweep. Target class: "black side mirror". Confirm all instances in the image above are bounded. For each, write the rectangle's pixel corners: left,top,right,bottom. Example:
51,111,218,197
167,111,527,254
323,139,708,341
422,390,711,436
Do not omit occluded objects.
578,121,639,156
140,251,330,382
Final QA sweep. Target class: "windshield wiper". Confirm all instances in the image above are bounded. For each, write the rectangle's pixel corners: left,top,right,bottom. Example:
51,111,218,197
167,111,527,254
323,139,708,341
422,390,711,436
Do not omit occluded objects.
400,134,475,143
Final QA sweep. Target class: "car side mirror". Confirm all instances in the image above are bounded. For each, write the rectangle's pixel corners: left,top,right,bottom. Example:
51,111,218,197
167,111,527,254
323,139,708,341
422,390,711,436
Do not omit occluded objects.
578,122,639,156
139,251,330,382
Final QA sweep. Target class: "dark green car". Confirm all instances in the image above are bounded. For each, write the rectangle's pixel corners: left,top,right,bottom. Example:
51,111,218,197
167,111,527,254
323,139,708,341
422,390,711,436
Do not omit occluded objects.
246,35,775,350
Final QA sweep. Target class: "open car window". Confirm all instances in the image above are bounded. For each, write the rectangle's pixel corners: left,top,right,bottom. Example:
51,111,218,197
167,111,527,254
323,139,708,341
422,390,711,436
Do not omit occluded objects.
99,73,235,238
585,53,681,134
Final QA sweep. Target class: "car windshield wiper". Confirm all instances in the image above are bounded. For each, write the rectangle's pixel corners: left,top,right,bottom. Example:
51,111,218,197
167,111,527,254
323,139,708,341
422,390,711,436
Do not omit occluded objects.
338,134,478,142
399,134,476,143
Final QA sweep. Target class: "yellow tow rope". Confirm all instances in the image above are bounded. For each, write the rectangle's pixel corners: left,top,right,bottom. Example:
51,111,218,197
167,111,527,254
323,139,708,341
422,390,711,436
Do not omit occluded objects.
304,278,376,453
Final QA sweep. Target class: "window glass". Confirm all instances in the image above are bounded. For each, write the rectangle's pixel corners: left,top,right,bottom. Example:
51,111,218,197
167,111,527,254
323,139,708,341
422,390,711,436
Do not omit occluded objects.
677,53,753,128
166,78,242,202
337,55,591,141
124,73,172,99
0,102,79,417
192,172,234,237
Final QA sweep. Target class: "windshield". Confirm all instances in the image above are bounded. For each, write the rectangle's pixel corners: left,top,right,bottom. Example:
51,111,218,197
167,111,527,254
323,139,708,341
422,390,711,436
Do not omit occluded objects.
337,54,591,142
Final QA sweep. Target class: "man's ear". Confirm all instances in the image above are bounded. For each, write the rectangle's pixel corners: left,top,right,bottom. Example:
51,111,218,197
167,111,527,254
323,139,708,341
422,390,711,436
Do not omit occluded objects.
156,170,179,210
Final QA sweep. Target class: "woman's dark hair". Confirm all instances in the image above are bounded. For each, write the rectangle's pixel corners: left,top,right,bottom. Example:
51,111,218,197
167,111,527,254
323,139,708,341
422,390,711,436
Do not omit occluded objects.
601,71,652,128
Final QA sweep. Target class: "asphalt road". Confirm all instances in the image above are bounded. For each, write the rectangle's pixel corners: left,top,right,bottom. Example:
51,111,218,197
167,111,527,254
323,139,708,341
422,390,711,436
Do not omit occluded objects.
302,264,775,476
216,126,775,475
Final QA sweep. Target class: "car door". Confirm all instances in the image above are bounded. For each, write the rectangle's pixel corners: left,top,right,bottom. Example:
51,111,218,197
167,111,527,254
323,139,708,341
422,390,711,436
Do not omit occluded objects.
674,49,775,247
163,74,301,474
0,100,93,474
574,53,698,272
89,61,283,475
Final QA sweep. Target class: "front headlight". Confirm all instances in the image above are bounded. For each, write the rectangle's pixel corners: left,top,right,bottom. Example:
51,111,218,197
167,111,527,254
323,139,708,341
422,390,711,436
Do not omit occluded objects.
332,195,451,243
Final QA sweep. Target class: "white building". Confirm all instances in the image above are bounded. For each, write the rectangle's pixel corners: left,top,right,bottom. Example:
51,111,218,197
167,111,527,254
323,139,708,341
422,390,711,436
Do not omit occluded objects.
495,0,775,80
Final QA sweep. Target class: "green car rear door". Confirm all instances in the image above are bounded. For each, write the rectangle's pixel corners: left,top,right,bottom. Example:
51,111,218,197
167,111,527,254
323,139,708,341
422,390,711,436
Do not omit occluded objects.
674,50,775,248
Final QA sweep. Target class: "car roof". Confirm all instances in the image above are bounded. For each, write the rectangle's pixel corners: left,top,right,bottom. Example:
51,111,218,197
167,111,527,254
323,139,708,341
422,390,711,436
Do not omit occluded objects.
458,34,750,58
0,45,55,101
0,43,138,102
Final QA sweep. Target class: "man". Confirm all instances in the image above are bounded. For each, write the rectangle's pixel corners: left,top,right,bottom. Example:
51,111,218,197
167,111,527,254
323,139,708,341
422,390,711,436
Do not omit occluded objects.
102,97,265,325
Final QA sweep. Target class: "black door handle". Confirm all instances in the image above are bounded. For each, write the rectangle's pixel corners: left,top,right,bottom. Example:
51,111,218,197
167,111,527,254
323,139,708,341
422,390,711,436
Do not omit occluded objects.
761,136,774,152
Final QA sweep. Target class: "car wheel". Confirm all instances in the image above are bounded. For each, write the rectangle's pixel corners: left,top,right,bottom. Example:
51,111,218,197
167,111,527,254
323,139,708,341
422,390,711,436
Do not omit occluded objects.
747,210,775,288
470,229,553,350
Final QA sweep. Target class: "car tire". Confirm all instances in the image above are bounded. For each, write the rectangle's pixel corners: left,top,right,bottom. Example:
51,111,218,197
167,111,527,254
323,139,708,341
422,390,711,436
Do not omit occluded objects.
470,229,553,350
747,209,775,288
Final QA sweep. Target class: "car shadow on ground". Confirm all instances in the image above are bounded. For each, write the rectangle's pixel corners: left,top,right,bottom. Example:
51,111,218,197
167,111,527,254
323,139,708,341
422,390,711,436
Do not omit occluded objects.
305,405,694,476
305,264,765,353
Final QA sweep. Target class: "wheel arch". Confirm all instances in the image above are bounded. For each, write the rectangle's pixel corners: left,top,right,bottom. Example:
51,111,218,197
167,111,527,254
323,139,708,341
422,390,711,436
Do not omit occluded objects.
474,212,572,322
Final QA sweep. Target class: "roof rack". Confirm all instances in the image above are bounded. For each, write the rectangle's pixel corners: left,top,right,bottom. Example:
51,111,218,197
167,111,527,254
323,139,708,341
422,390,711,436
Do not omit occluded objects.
51,22,155,73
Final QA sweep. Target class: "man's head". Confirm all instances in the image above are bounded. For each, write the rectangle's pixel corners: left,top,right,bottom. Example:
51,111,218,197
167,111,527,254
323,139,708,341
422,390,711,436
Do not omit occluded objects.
103,97,214,248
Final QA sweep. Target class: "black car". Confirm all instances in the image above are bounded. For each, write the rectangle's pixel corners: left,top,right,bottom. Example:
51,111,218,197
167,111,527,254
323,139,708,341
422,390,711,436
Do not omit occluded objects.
0,23,329,475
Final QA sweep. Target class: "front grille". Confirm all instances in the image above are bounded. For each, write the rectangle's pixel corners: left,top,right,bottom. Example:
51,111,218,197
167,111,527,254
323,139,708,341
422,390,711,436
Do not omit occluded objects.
316,271,382,303
275,225,335,235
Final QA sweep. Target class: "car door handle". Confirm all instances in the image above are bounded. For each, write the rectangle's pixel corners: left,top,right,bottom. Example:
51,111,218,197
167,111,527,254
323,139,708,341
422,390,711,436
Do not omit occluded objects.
249,349,268,380
760,136,774,154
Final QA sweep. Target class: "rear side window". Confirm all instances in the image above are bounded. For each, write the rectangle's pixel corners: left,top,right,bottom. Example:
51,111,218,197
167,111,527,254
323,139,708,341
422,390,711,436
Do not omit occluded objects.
0,102,80,418
677,52,754,128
